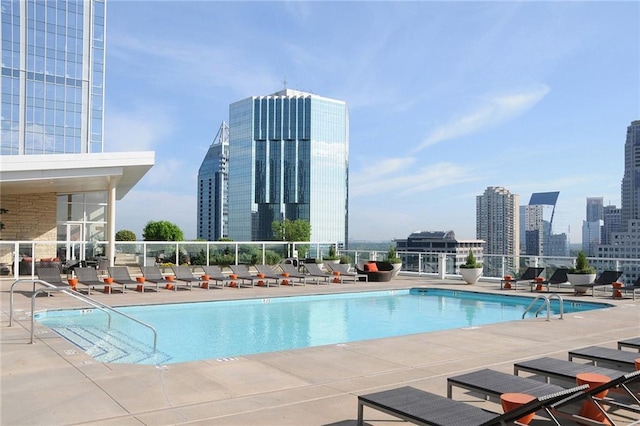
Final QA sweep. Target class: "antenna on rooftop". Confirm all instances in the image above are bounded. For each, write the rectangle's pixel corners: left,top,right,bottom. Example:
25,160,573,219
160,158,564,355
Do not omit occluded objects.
282,75,288,90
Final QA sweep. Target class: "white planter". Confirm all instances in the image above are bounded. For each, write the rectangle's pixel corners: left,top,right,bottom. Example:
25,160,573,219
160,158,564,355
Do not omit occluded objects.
390,263,402,279
567,273,596,294
460,268,483,284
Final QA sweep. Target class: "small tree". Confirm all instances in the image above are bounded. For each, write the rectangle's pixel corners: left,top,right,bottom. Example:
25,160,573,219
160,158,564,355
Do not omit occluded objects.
115,229,136,241
460,251,482,269
272,219,311,257
385,245,402,264
142,220,184,241
570,251,595,274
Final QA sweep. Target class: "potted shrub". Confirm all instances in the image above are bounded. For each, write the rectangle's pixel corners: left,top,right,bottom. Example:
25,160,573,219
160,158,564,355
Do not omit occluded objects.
459,251,482,284
339,254,352,270
567,251,596,294
324,244,339,264
385,246,403,278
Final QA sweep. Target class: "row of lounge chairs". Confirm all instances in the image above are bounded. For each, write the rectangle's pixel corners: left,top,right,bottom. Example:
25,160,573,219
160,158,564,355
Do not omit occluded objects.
501,267,640,299
358,339,640,425
34,262,369,294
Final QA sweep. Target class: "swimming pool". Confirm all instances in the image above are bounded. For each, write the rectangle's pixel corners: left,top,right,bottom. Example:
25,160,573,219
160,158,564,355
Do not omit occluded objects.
34,289,610,365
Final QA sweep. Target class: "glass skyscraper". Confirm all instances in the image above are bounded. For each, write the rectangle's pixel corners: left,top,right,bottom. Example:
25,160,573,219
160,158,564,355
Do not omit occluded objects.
197,122,229,241
227,89,349,244
1,0,105,155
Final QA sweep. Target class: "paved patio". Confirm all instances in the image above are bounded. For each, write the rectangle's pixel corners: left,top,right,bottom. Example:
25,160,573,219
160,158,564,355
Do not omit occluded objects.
2,275,639,425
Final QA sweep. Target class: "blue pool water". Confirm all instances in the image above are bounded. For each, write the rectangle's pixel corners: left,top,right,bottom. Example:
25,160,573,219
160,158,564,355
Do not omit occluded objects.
35,289,610,365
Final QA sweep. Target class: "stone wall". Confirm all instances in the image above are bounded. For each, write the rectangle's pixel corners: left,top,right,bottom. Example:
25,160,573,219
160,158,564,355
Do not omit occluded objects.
0,193,58,263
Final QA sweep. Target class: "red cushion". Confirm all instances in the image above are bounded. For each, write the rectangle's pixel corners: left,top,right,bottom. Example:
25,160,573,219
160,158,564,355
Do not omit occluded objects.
365,262,378,272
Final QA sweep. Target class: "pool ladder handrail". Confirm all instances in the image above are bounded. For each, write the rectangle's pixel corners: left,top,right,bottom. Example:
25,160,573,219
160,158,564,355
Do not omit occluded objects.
8,279,158,352
522,293,564,321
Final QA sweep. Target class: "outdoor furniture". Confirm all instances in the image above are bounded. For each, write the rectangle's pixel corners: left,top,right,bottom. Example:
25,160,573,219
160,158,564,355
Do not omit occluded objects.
618,337,640,351
501,267,544,290
514,356,627,384
170,265,201,291
573,270,623,296
253,264,283,286
357,383,588,426
277,263,312,286
616,277,640,300
200,265,235,289
35,266,71,295
108,266,144,292
300,262,332,284
229,264,276,287
529,268,569,292
324,262,367,283
568,346,640,370
355,261,393,282
75,267,118,294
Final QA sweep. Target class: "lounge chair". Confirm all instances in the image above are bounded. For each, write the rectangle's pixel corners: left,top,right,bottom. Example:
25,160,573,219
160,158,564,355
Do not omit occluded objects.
529,268,569,292
447,368,567,400
108,266,146,292
170,265,201,291
514,356,627,384
501,267,544,290
253,264,282,286
550,369,640,424
617,277,640,300
568,345,640,370
200,265,234,289
35,266,71,295
324,262,367,283
618,337,640,351
573,270,623,296
277,263,312,286
141,266,174,291
300,262,332,284
230,264,275,287
75,266,117,294
357,383,589,426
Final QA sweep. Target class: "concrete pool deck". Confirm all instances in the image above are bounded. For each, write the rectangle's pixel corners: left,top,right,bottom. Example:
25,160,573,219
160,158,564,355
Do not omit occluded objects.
1,275,639,425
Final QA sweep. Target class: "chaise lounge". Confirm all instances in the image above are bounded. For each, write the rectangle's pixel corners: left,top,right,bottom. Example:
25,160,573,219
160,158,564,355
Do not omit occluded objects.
357,383,589,426
324,262,367,283
501,267,544,290
355,261,393,282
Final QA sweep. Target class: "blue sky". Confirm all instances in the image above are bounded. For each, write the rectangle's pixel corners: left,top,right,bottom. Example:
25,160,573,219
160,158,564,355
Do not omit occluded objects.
106,1,640,243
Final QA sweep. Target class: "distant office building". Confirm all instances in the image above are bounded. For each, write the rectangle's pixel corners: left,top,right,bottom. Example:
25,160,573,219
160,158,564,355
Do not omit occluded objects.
547,233,569,257
227,89,348,243
521,205,544,255
197,122,229,241
528,192,560,256
582,220,602,256
394,230,484,273
602,205,621,245
596,120,640,284
586,197,604,222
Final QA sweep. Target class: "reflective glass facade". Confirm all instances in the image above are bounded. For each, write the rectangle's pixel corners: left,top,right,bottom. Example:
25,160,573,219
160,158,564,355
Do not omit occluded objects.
1,0,105,155
197,122,229,241
228,89,348,243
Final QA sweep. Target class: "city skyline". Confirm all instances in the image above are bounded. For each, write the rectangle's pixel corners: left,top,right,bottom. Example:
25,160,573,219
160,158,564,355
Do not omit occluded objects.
105,1,640,243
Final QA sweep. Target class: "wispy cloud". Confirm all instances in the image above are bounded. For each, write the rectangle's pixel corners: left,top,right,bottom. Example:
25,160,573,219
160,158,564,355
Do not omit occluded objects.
415,84,550,152
351,158,478,198
104,103,173,152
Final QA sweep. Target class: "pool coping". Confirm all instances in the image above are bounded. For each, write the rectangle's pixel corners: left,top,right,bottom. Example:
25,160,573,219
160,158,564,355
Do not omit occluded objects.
2,276,639,425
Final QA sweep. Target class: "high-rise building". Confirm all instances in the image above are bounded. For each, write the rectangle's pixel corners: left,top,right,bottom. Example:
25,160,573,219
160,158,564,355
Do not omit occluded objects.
0,0,153,269
601,204,621,245
520,204,543,255
621,120,640,232
197,122,229,241
227,89,349,244
476,186,519,273
586,197,604,222
596,120,640,283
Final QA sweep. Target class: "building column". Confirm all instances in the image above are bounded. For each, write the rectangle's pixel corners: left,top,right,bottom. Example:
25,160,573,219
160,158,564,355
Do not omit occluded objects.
107,178,116,267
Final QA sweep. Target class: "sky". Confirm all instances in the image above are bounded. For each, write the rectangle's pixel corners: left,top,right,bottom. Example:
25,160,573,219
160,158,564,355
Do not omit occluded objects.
106,1,640,244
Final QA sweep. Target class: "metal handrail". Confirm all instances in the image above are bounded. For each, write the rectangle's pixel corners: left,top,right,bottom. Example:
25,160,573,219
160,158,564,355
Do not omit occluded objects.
9,279,158,352
522,293,564,321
